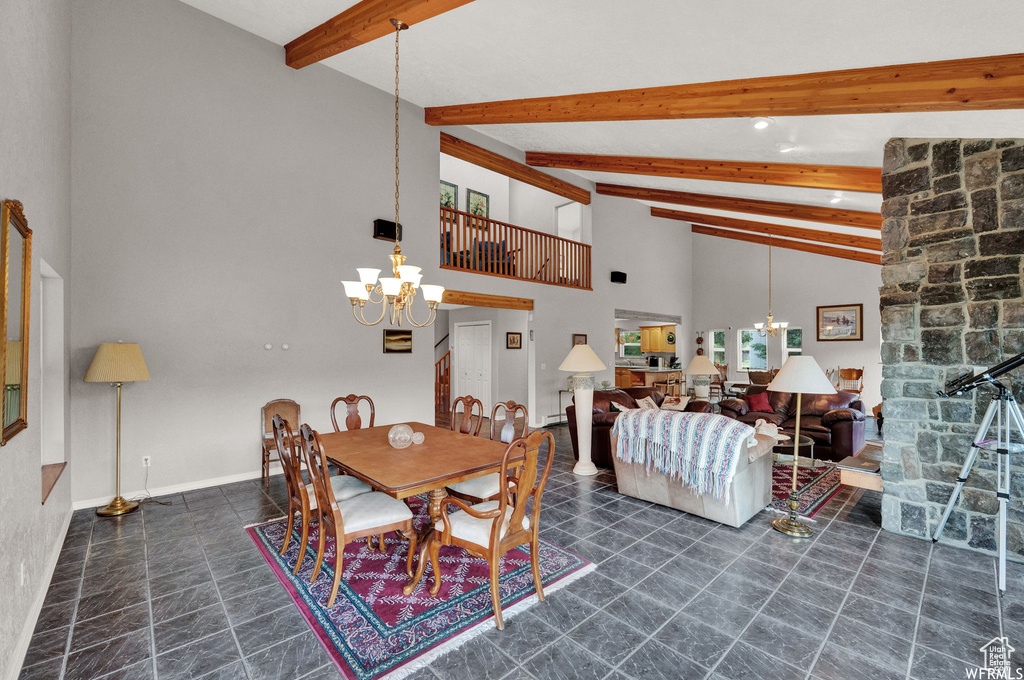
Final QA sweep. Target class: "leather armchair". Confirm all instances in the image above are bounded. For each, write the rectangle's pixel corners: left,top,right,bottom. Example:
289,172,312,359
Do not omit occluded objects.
566,388,713,469
719,385,865,461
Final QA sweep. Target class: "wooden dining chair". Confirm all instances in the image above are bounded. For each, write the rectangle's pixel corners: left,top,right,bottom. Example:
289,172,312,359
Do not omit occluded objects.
272,415,372,574
450,395,484,436
299,424,417,609
423,430,554,629
262,399,300,489
837,367,865,395
330,394,375,432
445,401,528,505
709,363,728,401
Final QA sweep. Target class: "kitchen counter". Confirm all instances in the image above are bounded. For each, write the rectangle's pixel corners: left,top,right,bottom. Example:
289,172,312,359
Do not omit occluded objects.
614,366,684,394
615,366,681,373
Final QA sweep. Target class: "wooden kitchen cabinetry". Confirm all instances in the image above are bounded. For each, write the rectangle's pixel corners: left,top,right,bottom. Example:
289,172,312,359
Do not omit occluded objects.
615,367,632,389
639,325,677,353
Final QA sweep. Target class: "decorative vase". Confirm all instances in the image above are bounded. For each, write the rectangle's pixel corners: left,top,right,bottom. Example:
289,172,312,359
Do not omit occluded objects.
388,424,414,449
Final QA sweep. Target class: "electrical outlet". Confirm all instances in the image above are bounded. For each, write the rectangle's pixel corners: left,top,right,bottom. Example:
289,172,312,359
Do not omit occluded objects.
142,456,151,468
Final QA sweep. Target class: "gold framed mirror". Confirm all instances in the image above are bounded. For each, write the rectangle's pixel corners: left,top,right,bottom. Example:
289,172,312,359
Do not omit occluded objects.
1,200,31,445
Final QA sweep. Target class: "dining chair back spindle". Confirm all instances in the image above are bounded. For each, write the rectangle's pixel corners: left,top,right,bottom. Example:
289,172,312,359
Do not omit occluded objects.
426,430,555,629
450,395,484,436
271,415,313,573
330,394,375,432
261,399,300,489
299,424,417,608
446,401,529,505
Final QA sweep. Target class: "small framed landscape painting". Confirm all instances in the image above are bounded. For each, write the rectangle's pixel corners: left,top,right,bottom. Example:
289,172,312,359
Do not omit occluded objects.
506,332,522,349
572,334,587,346
383,329,413,354
440,180,458,210
817,304,863,341
467,189,489,219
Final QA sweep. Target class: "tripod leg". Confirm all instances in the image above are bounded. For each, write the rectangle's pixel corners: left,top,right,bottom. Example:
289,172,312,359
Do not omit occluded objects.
934,400,999,542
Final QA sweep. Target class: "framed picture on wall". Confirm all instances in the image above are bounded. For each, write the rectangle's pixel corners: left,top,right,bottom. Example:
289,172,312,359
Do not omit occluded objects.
383,329,413,353
816,304,863,341
467,188,489,219
506,332,522,349
440,180,458,210
572,334,587,346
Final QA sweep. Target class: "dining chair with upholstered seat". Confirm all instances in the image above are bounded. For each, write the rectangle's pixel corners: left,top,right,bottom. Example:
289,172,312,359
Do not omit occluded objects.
330,394,375,432
837,367,865,395
450,395,484,436
299,424,417,609
272,415,372,574
262,399,300,489
422,430,554,629
446,401,528,505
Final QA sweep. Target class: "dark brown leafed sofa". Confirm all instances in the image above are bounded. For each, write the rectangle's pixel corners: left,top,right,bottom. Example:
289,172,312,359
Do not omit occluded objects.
566,387,713,469
718,385,866,462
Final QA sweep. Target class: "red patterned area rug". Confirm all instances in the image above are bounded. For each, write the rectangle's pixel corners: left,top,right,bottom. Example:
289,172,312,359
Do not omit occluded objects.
769,462,844,518
246,496,593,680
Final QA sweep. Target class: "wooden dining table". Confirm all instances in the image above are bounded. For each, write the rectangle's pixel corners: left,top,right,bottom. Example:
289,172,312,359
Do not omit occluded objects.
318,421,514,592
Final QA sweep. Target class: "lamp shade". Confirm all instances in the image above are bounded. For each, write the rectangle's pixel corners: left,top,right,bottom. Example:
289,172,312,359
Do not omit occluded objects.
767,356,835,394
684,354,719,376
559,344,607,373
84,343,150,383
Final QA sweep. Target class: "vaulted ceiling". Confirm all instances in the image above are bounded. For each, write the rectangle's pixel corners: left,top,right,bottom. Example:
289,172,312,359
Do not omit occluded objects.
177,0,1024,261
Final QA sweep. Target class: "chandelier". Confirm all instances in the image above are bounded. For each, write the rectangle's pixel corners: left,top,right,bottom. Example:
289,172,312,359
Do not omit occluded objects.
341,19,443,327
754,238,788,338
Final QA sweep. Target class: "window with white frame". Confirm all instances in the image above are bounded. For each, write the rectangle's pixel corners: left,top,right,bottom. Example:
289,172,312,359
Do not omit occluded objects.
710,329,726,366
783,327,803,360
619,330,642,357
737,329,768,371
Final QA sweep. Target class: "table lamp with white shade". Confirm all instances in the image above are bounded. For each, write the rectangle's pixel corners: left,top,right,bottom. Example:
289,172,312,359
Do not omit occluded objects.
559,344,607,476
684,354,719,399
767,355,836,537
85,342,151,517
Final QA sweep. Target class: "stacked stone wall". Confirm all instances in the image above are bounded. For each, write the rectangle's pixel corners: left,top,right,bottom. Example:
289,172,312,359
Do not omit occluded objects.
880,138,1024,556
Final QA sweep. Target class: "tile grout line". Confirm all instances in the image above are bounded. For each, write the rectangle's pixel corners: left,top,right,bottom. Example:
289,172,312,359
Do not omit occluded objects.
141,508,160,680
903,540,935,680
57,523,92,680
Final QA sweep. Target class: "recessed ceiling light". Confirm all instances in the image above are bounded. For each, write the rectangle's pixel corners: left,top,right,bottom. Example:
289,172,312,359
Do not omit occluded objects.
752,117,773,130
776,142,797,153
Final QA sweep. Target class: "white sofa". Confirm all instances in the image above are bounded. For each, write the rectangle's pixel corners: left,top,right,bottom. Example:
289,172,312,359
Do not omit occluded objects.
609,431,776,528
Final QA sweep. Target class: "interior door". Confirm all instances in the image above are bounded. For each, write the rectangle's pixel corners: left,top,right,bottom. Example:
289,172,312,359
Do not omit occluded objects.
454,322,491,411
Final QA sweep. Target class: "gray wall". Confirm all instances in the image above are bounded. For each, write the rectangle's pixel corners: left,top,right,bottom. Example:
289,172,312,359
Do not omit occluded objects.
691,236,883,409
68,0,692,506
0,0,73,674
448,307,530,409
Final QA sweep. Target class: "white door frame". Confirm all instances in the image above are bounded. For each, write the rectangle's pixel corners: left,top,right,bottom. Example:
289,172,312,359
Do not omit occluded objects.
453,321,492,412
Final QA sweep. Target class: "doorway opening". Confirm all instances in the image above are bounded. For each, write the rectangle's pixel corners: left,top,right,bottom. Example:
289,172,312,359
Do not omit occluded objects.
40,260,66,503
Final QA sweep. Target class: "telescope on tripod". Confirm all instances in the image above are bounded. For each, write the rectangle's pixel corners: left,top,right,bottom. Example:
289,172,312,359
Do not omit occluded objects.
932,351,1024,592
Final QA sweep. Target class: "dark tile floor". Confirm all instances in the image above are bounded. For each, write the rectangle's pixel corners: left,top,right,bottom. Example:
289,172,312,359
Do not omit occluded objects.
20,424,1022,680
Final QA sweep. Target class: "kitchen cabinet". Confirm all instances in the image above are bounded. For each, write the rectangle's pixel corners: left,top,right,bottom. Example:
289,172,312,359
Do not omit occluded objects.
639,325,677,353
615,367,632,389
625,369,683,395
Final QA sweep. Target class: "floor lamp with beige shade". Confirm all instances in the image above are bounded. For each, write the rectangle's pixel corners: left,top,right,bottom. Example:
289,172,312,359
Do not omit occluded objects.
684,354,719,400
766,355,836,537
85,342,150,517
559,344,607,476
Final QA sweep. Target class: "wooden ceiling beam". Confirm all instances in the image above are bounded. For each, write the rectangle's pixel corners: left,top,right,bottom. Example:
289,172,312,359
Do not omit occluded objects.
425,52,1024,125
652,208,882,251
285,0,477,69
441,133,591,204
442,289,533,311
596,183,880,230
525,152,880,193
691,225,881,265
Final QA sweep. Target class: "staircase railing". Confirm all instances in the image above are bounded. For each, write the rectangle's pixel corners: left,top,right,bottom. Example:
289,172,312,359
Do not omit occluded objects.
435,351,451,413
439,207,591,290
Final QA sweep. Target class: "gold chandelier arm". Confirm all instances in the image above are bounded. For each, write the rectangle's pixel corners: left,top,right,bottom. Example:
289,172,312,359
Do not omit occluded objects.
352,300,388,326
404,301,436,328
366,284,385,304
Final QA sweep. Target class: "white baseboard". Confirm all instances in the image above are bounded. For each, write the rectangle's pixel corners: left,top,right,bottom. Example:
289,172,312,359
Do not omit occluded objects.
71,463,282,511
6,508,73,680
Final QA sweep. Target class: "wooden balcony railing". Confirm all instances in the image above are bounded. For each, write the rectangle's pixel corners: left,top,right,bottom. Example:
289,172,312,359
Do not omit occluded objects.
439,207,591,290
435,351,451,413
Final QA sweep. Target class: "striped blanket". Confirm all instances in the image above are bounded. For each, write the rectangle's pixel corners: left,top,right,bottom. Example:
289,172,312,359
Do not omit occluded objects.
612,409,755,500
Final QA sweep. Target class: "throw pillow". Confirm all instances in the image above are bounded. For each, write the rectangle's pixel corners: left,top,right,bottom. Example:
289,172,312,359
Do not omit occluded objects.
660,396,691,412
744,391,774,413
609,401,632,412
636,396,659,410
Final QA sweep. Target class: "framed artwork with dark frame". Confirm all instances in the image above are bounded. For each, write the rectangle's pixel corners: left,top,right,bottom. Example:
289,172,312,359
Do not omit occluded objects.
506,332,522,350
816,303,863,341
467,188,489,222
440,180,458,210
382,329,413,354
572,334,587,346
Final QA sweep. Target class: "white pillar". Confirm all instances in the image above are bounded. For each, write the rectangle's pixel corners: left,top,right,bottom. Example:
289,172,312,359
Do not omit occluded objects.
571,372,598,476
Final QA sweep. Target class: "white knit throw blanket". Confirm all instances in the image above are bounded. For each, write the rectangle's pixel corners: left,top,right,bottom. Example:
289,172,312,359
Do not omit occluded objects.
613,409,754,500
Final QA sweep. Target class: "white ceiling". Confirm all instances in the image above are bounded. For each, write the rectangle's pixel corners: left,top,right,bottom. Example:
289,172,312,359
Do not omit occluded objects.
178,0,1024,237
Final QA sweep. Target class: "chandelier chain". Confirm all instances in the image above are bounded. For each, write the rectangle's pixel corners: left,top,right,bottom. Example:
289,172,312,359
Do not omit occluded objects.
394,22,401,237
